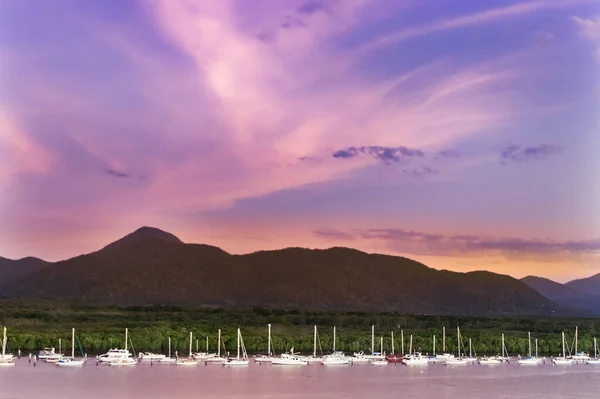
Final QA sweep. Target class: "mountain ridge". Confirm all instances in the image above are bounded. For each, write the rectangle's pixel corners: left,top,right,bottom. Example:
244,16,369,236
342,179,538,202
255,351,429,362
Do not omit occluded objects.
0,227,558,315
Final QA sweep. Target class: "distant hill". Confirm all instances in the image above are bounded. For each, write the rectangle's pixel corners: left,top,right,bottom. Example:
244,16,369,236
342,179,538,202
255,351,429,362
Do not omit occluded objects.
566,274,600,296
0,227,560,315
0,256,50,293
101,226,183,251
521,276,600,315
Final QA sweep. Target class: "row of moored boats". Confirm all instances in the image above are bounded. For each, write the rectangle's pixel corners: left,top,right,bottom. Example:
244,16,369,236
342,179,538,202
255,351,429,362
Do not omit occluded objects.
2,325,599,368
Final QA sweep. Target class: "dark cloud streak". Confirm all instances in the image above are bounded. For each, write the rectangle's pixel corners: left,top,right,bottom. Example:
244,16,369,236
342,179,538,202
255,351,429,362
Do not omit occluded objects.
500,144,561,163
105,169,131,178
332,145,424,164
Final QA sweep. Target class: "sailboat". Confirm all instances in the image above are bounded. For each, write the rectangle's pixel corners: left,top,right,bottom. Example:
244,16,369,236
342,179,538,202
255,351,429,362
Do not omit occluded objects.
322,326,350,365
434,327,454,362
57,328,85,367
571,326,590,362
206,329,227,364
518,332,541,365
403,334,429,365
372,337,388,365
464,338,477,363
444,327,468,365
479,333,508,365
108,328,137,366
223,328,249,366
586,338,600,365
177,332,198,366
552,332,573,365
0,327,15,366
386,331,402,363
255,324,276,363
159,337,177,363
305,325,324,364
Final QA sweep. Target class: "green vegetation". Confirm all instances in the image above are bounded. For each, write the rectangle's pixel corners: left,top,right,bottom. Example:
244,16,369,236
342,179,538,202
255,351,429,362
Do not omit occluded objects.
1,301,599,357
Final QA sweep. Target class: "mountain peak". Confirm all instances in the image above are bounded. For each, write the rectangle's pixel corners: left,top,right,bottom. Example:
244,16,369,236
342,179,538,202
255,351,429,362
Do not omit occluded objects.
102,226,183,251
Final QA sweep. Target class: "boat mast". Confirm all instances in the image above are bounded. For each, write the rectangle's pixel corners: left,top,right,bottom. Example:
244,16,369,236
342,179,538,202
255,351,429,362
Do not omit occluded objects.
125,328,128,351
433,335,436,356
535,338,538,358
313,325,317,358
217,329,221,358
236,328,241,360
443,326,446,352
2,327,6,357
595,337,597,359
575,326,578,355
371,325,375,355
71,328,75,358
469,338,472,358
380,336,383,355
333,326,336,352
457,327,461,359
401,330,404,354
59,338,62,355
268,324,272,356
562,331,566,359
168,336,171,358
189,332,192,358
502,333,505,358
409,334,413,355
206,336,209,353
391,331,395,355
528,332,531,357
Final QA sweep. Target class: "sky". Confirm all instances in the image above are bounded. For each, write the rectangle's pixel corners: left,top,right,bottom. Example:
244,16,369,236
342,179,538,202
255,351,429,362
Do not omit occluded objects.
0,0,599,282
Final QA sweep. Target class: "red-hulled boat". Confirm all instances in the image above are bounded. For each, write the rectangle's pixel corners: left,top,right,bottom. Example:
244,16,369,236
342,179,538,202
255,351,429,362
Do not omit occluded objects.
386,354,403,363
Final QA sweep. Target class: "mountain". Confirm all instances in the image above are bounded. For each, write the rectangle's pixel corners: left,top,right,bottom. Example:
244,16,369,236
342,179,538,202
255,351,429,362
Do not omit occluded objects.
2,227,559,315
566,273,600,296
0,256,50,293
101,226,183,251
521,276,600,315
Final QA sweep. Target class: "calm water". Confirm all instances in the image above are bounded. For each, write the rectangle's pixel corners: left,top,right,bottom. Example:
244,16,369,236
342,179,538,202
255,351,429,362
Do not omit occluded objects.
1,359,600,398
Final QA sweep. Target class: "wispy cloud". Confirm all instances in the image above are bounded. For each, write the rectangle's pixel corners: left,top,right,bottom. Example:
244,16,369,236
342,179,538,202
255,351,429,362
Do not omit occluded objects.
359,0,586,53
313,227,600,257
572,16,600,63
500,144,561,163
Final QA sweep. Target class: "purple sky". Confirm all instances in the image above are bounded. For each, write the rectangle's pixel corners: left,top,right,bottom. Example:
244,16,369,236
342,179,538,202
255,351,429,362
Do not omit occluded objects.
0,0,599,281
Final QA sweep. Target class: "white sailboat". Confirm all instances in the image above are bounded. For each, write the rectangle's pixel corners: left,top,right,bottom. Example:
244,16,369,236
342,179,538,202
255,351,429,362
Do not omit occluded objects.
571,326,590,362
434,327,454,362
518,332,541,365
57,328,85,367
586,338,600,365
255,324,275,363
403,335,429,365
177,332,198,366
371,337,388,365
322,326,350,365
223,328,249,366
445,327,468,366
206,329,227,364
552,332,573,365
479,333,507,365
465,338,477,363
305,325,323,364
159,337,176,363
108,328,137,366
0,327,15,366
